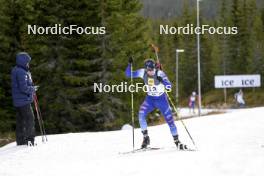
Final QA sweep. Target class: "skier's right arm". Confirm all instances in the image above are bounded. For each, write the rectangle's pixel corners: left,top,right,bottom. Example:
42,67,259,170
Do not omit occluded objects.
125,64,144,79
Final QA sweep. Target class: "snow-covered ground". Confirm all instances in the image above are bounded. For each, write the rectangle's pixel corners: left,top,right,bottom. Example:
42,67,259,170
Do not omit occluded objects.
1,107,264,176
177,107,226,117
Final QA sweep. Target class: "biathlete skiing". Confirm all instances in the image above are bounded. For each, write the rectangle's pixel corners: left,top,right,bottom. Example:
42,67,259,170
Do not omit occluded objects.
125,57,188,150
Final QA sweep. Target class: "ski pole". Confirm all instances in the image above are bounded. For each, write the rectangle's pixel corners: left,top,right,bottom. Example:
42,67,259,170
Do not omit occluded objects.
32,79,48,142
33,94,45,142
130,57,135,150
150,44,197,149
165,91,197,149
34,94,48,142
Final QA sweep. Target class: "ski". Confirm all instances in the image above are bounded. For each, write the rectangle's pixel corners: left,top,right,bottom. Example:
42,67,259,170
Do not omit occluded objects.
119,147,161,155
178,148,197,152
119,147,196,155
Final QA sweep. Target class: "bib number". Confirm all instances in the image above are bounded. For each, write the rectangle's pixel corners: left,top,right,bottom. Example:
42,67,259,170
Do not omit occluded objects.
147,78,164,96
148,78,154,86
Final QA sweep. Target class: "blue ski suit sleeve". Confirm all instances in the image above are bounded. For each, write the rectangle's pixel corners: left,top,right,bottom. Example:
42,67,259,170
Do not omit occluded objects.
157,70,172,89
125,64,144,79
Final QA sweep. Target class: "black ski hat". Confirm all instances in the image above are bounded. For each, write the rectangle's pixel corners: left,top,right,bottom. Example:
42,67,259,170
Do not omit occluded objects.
144,59,155,70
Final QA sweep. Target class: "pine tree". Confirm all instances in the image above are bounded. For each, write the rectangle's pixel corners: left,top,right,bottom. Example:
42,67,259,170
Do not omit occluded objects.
250,5,264,85
24,0,105,132
23,0,151,132
0,0,14,132
200,20,221,93
97,0,152,128
218,0,230,75
244,0,262,74
239,0,255,73
229,0,243,74
0,0,35,132
178,2,197,97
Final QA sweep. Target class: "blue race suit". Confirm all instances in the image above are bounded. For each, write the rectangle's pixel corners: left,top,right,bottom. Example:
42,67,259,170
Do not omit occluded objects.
125,64,178,136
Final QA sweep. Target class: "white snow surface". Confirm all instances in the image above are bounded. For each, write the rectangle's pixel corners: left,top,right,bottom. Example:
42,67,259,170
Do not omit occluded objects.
177,107,224,117
1,107,264,176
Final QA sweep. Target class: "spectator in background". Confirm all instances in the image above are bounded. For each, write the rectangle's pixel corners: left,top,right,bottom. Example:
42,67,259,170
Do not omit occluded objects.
234,89,245,108
11,52,37,146
189,91,196,114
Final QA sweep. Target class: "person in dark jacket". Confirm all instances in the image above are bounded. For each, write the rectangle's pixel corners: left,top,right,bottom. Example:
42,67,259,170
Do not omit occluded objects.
11,52,36,146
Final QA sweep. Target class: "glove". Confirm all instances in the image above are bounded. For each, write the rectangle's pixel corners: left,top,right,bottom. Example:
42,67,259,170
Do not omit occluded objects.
157,76,163,82
34,86,39,92
156,62,162,70
128,56,133,64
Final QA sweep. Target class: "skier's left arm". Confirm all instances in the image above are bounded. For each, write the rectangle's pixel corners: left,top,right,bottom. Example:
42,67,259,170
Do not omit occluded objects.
157,70,172,89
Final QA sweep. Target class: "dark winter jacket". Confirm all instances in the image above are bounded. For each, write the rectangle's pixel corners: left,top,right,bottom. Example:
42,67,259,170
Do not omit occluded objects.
11,52,35,107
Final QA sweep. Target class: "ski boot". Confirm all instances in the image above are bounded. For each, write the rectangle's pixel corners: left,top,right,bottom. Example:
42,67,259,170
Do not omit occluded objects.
173,135,188,150
141,130,150,149
17,139,27,146
27,137,37,147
